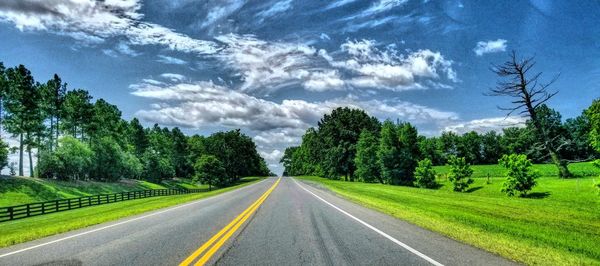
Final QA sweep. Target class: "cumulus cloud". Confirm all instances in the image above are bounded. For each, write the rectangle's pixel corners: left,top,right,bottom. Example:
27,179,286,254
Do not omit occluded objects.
130,77,458,132
0,0,218,54
131,80,327,131
214,36,457,92
215,34,330,92
473,39,507,56
443,116,526,134
329,39,457,90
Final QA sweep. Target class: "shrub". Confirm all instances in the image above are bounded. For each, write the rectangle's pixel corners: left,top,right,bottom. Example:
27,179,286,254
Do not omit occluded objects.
414,158,438,188
91,137,126,181
141,148,175,182
194,155,226,189
37,136,93,180
447,155,474,192
0,139,8,171
499,154,539,197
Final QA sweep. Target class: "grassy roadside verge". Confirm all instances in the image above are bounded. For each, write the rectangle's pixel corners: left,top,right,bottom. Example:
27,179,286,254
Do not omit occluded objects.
296,175,600,265
0,176,205,206
0,177,263,248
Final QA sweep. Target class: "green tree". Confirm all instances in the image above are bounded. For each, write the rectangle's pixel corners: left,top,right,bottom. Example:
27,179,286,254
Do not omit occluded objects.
87,99,126,143
193,154,226,190
586,98,600,152
90,137,135,181
563,114,596,161
447,155,474,192
0,62,7,138
171,127,192,178
0,138,8,171
4,65,45,176
458,131,482,164
481,131,505,164
354,131,380,183
586,98,600,176
418,136,444,165
127,118,148,157
414,158,437,188
141,148,175,182
61,89,93,140
318,107,380,181
499,154,539,197
378,120,401,184
38,136,93,180
397,122,420,185
40,74,66,151
439,131,460,161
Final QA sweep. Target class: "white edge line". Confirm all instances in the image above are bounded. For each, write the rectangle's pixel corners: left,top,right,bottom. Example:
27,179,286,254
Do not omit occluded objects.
292,178,444,266
0,178,270,258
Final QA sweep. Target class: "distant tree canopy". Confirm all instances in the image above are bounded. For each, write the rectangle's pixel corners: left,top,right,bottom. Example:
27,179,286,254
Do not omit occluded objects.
0,62,272,185
283,101,600,184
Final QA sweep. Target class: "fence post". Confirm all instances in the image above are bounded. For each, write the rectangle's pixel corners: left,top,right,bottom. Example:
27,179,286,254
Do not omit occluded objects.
26,204,30,217
88,197,91,206
42,202,46,214
79,197,82,208
8,207,13,220
68,199,72,210
56,200,59,212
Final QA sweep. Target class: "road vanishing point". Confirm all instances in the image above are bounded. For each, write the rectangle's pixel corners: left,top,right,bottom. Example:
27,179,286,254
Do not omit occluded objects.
0,177,516,266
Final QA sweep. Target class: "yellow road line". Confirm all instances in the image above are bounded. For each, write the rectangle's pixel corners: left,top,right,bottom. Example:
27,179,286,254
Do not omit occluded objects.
179,178,281,266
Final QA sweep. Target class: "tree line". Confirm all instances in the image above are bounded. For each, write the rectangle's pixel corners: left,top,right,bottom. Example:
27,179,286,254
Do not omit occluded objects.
282,54,600,191
0,62,273,186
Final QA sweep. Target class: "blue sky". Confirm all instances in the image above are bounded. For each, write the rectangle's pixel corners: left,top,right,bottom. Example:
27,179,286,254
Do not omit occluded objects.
0,0,599,174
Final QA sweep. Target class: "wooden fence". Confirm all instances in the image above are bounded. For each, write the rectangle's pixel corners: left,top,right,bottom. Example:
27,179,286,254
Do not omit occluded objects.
0,188,205,223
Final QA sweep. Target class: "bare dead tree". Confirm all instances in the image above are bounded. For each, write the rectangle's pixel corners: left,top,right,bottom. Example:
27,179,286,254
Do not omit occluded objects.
488,51,572,178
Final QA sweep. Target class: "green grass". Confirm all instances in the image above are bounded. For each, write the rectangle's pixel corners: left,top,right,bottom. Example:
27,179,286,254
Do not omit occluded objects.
0,177,263,248
297,162,600,265
433,161,600,178
0,176,206,206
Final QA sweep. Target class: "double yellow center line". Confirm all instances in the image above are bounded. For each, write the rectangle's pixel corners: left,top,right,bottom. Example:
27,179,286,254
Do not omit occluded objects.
179,178,281,266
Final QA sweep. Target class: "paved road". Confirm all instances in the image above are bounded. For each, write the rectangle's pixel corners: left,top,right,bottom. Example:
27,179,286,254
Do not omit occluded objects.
0,177,517,266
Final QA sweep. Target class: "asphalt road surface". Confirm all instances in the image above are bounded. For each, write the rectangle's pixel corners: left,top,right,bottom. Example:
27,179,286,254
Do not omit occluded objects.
0,177,517,266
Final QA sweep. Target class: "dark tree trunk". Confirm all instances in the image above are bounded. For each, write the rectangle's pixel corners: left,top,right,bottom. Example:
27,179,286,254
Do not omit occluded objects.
18,132,23,176
27,145,33,177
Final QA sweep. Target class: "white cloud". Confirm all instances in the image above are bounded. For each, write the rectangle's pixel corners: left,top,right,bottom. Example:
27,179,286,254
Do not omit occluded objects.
130,77,458,132
160,73,186,82
215,34,327,92
201,0,246,29
330,39,457,90
256,0,293,21
302,70,345,91
102,41,141,57
443,116,526,134
259,149,284,162
363,0,408,15
473,39,507,56
157,55,188,65
0,0,218,54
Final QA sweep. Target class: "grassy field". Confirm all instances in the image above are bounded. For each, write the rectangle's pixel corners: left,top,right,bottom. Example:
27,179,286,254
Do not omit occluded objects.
0,176,205,206
297,162,600,265
433,161,600,178
0,177,263,248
